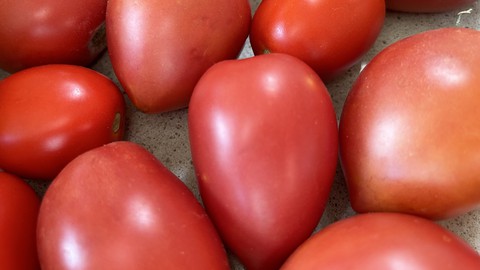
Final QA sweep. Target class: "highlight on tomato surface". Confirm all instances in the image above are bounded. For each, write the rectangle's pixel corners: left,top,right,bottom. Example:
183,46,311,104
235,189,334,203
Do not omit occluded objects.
339,27,480,220
37,141,230,270
106,0,251,113
250,0,385,81
281,212,480,269
0,64,126,181
0,0,107,73
189,53,338,270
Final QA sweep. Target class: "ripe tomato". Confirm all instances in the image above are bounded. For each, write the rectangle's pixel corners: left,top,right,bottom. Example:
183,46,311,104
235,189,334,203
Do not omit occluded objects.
386,0,476,13
37,141,230,270
0,65,126,180
339,28,480,220
250,0,385,81
281,212,480,269
188,53,338,270
0,172,41,270
106,0,251,113
0,0,107,73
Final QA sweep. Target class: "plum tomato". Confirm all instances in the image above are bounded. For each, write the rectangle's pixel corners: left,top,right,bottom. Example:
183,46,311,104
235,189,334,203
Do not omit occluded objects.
250,0,385,81
188,53,338,270
0,172,41,270
0,64,126,180
339,27,480,220
0,0,107,73
386,0,476,13
37,141,230,270
281,212,480,269
106,0,251,113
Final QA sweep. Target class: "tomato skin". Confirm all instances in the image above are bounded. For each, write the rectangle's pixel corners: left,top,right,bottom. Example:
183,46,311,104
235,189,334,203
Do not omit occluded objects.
106,0,251,113
0,0,107,73
37,141,229,270
281,212,480,269
0,65,126,180
250,0,385,81
386,0,475,13
188,53,338,270
0,172,41,270
339,28,480,220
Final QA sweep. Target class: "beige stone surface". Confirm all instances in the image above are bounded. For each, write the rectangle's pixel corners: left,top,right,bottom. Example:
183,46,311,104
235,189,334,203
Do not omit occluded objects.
1,1,480,269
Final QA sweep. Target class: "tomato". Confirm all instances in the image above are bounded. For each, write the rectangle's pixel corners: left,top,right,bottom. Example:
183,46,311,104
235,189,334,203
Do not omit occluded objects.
0,172,41,270
0,65,126,180
37,141,229,270
339,28,480,220
188,53,338,270
250,0,385,81
281,212,480,269
0,0,107,73
386,0,476,13
106,0,251,113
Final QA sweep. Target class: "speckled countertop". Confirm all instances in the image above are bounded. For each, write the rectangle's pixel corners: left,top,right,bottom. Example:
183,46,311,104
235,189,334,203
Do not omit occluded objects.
1,1,480,269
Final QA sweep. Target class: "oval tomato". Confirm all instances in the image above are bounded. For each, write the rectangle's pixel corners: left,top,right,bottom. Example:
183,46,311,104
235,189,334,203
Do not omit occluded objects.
0,65,126,180
0,172,41,270
281,212,480,269
106,0,251,113
188,53,338,270
386,0,476,13
339,28,480,220
250,0,385,81
37,141,229,270
0,0,107,73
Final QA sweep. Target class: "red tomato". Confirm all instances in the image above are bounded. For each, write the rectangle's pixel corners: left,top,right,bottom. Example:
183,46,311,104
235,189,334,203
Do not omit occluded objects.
386,0,476,13
281,212,480,269
0,172,41,270
188,53,338,270
37,141,230,270
106,0,251,113
339,28,480,220
250,0,385,81
0,0,107,73
0,65,126,180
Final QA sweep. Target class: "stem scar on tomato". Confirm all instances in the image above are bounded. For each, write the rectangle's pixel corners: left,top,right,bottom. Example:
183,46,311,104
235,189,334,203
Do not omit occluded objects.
112,112,122,133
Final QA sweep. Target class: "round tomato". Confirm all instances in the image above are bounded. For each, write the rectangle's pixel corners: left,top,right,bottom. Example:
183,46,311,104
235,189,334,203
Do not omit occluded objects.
386,0,476,13
281,212,480,269
106,0,251,113
250,0,385,81
0,64,126,180
339,28,480,220
0,172,41,270
188,53,338,270
0,0,107,73
37,141,229,270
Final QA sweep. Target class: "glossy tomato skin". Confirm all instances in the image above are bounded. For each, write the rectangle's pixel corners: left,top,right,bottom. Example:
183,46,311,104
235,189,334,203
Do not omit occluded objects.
0,0,107,73
339,28,480,220
250,0,385,81
106,0,251,113
37,141,230,270
386,0,475,13
281,212,480,269
189,53,338,270
0,172,41,270
0,65,126,180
